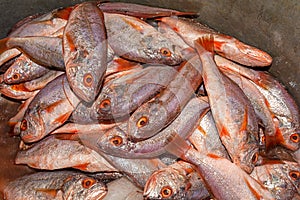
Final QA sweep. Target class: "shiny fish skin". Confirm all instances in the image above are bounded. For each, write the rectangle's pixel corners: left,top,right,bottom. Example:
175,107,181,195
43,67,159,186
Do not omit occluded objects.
144,160,210,200
128,56,202,140
195,37,259,173
4,54,50,84
15,134,116,172
3,171,107,200
20,74,80,143
63,2,107,102
104,13,183,65
51,123,116,135
160,17,272,66
250,160,300,200
93,97,209,158
92,66,178,122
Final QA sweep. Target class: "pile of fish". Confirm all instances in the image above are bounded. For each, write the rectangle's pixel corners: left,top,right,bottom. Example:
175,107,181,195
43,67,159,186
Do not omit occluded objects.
1,1,300,199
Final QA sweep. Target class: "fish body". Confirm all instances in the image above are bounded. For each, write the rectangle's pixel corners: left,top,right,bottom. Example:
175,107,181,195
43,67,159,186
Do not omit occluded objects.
63,2,107,102
4,171,107,200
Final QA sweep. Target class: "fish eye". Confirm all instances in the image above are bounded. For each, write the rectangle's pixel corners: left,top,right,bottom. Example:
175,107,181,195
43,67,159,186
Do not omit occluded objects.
136,116,148,128
82,178,96,189
12,73,20,81
251,152,259,164
289,171,300,181
109,135,123,146
290,133,300,143
98,99,111,112
83,73,93,87
20,119,27,131
160,186,173,198
160,48,172,57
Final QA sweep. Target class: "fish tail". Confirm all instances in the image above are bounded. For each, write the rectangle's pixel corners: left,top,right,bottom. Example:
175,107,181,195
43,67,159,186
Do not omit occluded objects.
194,35,215,54
164,133,191,159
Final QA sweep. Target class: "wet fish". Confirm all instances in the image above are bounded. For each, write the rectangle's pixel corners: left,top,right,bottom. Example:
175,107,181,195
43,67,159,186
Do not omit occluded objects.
3,54,50,84
3,171,107,200
103,177,143,200
188,110,230,159
144,160,210,200
250,160,300,199
92,65,179,122
104,13,183,65
127,55,202,140
194,36,259,173
63,2,107,102
90,97,209,158
160,16,272,66
20,74,80,143
15,135,116,172
215,55,300,151
98,2,196,19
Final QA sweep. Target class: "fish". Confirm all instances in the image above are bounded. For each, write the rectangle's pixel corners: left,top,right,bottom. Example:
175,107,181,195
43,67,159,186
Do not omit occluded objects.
144,160,210,200
250,160,300,199
63,2,107,102
98,2,196,19
127,55,202,140
3,171,107,200
104,13,184,65
160,16,272,66
20,74,80,143
92,65,179,122
188,110,230,159
3,54,50,84
51,123,116,135
103,177,143,200
15,135,117,172
215,55,300,151
90,97,209,158
194,36,259,173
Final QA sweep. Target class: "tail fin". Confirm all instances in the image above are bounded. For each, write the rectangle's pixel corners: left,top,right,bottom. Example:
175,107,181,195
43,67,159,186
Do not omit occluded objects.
194,35,215,54
164,133,191,159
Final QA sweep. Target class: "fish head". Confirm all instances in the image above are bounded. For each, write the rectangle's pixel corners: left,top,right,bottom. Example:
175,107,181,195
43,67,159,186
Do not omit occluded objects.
128,100,168,140
63,175,107,200
141,34,183,66
20,112,45,143
143,168,188,200
280,127,300,151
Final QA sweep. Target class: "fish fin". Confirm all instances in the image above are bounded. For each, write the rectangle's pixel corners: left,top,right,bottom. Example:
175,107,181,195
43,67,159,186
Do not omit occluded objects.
240,107,248,133
53,6,74,20
259,157,285,165
65,33,77,53
164,133,191,159
0,38,9,55
54,133,80,141
194,35,215,54
35,188,58,198
207,153,221,159
112,58,140,73
243,178,263,200
45,99,65,113
122,18,145,34
218,125,231,138
73,163,90,171
54,111,72,124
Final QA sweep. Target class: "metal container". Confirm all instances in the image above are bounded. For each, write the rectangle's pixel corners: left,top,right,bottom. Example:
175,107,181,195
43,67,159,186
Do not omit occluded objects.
0,0,299,198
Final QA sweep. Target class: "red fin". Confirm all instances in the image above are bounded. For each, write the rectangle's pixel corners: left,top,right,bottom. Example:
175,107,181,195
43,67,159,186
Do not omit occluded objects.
218,125,231,138
197,125,206,136
11,83,30,92
240,108,248,132
213,41,226,52
123,18,144,33
112,58,140,73
73,163,90,171
259,158,285,165
195,35,215,53
54,111,72,124
0,38,9,55
45,99,65,113
35,189,58,198
244,178,263,199
65,33,77,53
53,6,74,20
207,153,221,159
54,133,79,141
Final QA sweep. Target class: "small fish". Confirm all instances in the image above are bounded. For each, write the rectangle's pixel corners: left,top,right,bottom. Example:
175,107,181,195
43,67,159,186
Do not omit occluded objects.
194,36,259,173
144,160,210,200
127,55,202,140
104,13,184,65
91,97,209,158
160,17,272,66
3,54,50,84
103,177,143,200
63,2,107,102
3,171,107,200
92,65,178,122
20,74,80,143
98,2,196,19
250,160,300,199
15,135,116,172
